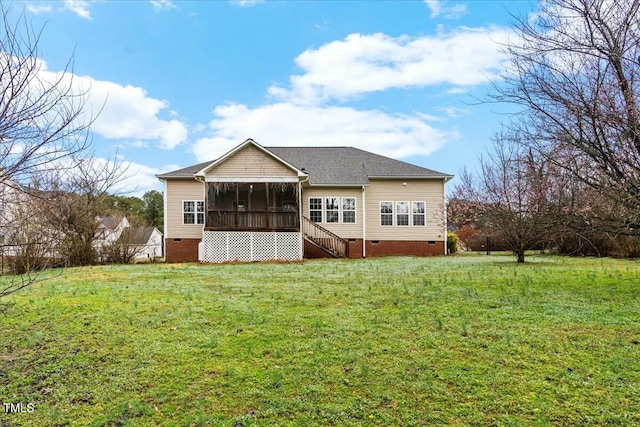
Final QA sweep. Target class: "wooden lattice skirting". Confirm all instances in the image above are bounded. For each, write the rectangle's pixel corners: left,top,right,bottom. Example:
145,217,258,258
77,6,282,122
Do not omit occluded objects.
199,231,302,262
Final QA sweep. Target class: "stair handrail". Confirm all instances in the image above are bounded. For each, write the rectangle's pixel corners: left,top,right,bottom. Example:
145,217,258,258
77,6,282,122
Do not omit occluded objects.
302,216,348,258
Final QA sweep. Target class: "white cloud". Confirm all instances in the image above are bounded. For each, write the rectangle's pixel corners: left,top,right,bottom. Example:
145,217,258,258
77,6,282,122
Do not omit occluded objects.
26,4,53,14
116,160,176,196
26,1,93,19
35,62,188,150
64,0,92,19
230,0,265,7
424,1,468,19
150,0,177,11
192,102,456,162
269,28,510,105
437,106,471,118
86,81,188,149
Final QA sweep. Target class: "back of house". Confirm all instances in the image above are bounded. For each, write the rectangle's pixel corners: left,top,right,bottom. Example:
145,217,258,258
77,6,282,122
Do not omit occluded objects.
156,139,452,263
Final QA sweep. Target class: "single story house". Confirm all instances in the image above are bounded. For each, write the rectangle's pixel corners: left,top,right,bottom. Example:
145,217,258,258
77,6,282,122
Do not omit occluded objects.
157,139,452,263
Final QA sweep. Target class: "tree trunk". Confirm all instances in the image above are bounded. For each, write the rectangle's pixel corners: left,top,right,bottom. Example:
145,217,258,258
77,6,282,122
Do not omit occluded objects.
517,251,525,263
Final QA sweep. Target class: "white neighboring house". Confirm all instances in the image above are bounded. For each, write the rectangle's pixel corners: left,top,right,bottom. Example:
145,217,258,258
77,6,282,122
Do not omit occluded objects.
116,226,163,260
0,175,23,254
95,215,131,247
0,175,58,260
95,216,163,261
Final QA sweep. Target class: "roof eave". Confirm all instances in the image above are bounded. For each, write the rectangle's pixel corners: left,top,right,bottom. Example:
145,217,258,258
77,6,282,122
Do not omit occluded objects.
367,175,454,180
156,174,197,180
307,183,370,187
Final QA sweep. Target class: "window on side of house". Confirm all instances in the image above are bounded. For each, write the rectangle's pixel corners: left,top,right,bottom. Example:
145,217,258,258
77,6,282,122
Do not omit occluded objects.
380,201,393,226
183,200,205,225
396,201,409,226
197,201,205,225
309,197,323,223
342,197,356,223
325,197,340,223
412,201,426,226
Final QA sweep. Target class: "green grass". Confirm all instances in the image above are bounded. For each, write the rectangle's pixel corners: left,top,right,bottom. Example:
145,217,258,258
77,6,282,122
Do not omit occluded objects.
1,254,639,426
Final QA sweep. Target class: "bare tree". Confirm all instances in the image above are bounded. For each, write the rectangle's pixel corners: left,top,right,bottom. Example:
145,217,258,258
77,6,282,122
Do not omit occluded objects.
0,3,96,299
0,4,91,186
454,131,551,262
492,0,640,234
42,154,128,266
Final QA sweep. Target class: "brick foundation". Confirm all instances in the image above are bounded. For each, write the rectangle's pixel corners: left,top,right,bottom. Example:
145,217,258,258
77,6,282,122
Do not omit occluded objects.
169,238,445,262
303,239,334,259
366,240,444,257
304,238,445,259
165,238,201,262
365,240,445,257
347,239,363,259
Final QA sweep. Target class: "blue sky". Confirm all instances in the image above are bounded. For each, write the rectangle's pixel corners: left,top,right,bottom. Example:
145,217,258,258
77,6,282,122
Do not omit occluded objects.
9,0,536,195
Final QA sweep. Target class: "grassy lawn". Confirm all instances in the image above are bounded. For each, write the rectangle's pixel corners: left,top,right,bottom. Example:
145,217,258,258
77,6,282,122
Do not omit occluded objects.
1,254,639,426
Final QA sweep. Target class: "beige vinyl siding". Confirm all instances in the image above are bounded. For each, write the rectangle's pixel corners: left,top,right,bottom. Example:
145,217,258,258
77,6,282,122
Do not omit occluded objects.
165,179,205,239
365,179,445,241
206,144,297,178
303,187,363,238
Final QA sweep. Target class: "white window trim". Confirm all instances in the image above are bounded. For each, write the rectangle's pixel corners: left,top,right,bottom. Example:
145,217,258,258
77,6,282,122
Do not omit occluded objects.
309,196,359,224
342,197,357,224
325,197,340,224
182,200,205,225
309,197,323,223
412,201,426,227
380,201,394,226
396,201,410,227
380,200,428,227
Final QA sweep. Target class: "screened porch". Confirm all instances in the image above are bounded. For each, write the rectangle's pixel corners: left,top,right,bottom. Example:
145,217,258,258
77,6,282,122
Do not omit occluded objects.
205,182,300,231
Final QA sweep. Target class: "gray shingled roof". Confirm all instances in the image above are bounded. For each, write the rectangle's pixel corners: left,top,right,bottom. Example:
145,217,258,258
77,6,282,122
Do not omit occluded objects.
157,146,452,185
117,226,156,245
267,147,450,185
99,215,122,230
156,160,212,178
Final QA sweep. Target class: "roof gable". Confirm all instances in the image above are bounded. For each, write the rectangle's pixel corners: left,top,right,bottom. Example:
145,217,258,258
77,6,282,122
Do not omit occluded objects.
196,139,304,178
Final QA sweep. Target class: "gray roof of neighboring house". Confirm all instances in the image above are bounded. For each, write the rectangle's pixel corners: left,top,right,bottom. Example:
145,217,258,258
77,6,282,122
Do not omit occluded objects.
99,215,123,230
157,146,452,185
117,226,157,245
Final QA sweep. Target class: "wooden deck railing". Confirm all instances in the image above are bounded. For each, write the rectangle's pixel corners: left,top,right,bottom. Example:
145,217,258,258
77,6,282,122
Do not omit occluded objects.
206,210,299,231
302,216,348,258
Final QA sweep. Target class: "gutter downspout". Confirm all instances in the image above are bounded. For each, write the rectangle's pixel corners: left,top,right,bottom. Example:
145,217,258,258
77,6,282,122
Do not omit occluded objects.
299,175,309,260
195,176,206,262
443,178,448,255
362,185,366,258
162,178,168,261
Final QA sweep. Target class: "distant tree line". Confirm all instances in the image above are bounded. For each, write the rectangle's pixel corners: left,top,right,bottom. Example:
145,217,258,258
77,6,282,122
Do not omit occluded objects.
100,190,164,233
450,0,640,262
